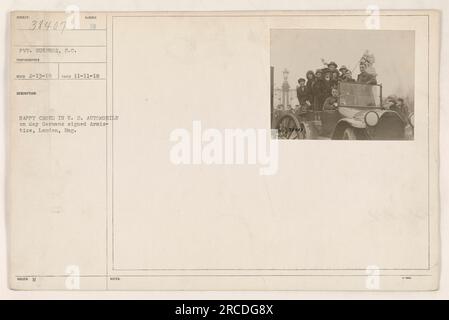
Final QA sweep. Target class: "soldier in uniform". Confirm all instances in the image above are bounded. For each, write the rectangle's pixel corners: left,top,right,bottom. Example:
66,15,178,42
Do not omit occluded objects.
323,87,340,110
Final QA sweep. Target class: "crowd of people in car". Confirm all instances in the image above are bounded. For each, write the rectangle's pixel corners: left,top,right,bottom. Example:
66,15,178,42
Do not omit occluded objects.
295,55,410,122
295,60,378,114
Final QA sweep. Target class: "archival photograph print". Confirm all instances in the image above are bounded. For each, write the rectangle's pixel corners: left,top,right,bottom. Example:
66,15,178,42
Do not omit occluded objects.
270,29,415,140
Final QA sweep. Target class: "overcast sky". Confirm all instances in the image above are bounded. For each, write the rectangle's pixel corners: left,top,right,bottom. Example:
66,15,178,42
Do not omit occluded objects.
271,29,415,99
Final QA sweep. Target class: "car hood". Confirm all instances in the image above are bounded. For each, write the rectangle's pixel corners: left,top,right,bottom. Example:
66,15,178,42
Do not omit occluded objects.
339,107,385,119
338,107,396,128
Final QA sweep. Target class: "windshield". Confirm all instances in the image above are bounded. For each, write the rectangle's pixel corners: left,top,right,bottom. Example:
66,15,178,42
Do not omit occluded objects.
338,82,381,108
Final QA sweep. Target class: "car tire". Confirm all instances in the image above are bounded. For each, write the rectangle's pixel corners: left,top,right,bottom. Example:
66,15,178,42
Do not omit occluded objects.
342,127,358,140
275,114,301,139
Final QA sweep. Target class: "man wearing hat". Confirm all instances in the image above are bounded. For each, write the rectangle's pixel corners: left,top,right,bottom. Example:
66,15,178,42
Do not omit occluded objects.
327,61,340,86
327,61,338,72
339,65,348,73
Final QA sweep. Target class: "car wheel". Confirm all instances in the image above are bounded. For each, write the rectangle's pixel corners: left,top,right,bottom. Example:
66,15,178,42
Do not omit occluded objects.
276,114,301,139
342,127,358,140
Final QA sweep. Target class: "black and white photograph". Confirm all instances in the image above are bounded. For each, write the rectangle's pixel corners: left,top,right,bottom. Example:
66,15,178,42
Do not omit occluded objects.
271,29,415,140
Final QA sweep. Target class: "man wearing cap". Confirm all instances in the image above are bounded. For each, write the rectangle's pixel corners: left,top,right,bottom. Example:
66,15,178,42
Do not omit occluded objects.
328,61,338,73
323,87,340,111
327,61,340,86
